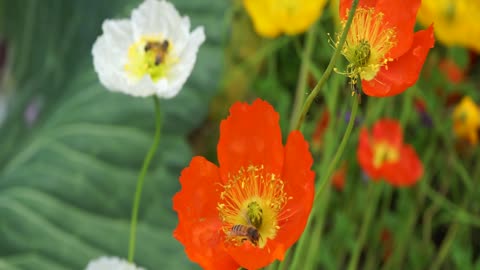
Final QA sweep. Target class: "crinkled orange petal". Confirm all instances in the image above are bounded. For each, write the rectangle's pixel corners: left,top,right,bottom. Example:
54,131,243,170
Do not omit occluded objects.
357,128,383,180
278,131,315,247
375,0,420,58
217,99,284,180
382,145,423,186
372,119,403,147
173,157,239,270
340,0,377,19
224,131,314,270
362,25,434,97
226,241,283,270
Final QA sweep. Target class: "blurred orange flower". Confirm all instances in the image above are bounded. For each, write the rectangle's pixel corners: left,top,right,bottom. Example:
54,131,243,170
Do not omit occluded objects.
439,59,465,84
453,96,480,145
311,109,330,152
173,99,315,270
337,0,434,97
332,163,347,191
357,119,423,186
243,0,328,38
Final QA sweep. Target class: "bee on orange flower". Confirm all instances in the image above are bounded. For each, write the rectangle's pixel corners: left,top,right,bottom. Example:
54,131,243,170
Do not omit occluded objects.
227,224,261,246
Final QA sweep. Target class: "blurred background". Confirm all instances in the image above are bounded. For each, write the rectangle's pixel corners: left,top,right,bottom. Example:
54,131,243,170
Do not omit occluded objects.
0,0,479,269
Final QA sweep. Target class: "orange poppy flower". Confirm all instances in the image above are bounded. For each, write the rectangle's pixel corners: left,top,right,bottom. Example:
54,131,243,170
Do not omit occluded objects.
439,58,466,84
332,162,347,191
357,119,423,186
173,99,315,270
337,0,435,97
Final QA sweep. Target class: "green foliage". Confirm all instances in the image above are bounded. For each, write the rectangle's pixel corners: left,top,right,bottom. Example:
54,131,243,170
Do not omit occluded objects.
0,0,227,269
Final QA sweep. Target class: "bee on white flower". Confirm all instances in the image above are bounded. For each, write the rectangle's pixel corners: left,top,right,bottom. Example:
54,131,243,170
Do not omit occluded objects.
92,0,205,98
85,256,145,270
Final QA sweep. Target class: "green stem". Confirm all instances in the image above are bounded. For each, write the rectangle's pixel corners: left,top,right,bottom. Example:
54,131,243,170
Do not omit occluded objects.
347,183,382,270
288,93,360,269
315,93,359,199
293,0,359,131
128,96,162,262
429,223,459,270
289,26,316,132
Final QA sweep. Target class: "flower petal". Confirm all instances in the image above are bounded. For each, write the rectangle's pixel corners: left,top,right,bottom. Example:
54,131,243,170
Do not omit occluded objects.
85,256,144,270
375,0,421,58
92,19,145,95
173,157,239,270
362,25,434,97
162,27,205,98
217,99,284,179
382,145,423,186
243,0,282,37
225,131,314,270
277,131,314,250
372,119,403,147
131,0,182,40
357,128,382,180
280,0,328,36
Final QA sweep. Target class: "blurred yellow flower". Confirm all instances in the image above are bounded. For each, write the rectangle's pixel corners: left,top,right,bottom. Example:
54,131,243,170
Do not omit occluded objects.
418,0,480,52
453,96,480,145
243,0,328,38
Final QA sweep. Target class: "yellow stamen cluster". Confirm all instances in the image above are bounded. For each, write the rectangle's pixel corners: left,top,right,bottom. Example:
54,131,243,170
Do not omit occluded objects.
217,165,290,248
373,142,399,168
124,36,176,82
335,8,397,84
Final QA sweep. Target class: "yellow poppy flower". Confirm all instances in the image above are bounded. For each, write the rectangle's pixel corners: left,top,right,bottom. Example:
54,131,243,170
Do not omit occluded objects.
418,0,480,52
243,0,328,38
452,96,480,145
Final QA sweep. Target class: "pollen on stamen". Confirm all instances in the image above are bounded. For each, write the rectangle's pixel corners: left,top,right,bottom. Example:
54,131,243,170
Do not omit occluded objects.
334,7,397,83
217,165,289,248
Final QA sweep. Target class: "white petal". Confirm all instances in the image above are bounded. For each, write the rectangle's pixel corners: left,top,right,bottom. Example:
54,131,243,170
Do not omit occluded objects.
161,26,205,98
85,256,145,270
92,19,135,95
131,0,183,40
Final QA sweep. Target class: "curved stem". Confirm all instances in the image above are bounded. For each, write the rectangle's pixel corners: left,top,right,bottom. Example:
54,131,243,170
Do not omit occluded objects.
128,96,162,262
288,93,360,269
315,93,359,199
293,0,359,131
289,26,316,132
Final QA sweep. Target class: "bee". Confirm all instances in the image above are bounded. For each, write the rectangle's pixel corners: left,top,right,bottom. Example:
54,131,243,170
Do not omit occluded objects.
144,40,169,66
228,224,260,246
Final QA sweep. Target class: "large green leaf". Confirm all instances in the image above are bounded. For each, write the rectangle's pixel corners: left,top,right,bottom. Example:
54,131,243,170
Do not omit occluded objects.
0,0,227,269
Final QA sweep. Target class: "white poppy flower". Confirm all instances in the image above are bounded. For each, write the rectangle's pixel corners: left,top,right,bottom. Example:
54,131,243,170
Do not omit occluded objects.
92,0,205,98
85,256,145,270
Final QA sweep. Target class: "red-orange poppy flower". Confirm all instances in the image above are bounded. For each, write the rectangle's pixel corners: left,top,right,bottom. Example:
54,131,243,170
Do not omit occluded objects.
357,119,423,186
173,99,315,270
439,58,465,84
337,0,435,97
332,162,347,191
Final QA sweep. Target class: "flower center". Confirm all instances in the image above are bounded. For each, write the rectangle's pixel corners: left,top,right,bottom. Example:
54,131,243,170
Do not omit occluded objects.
335,8,397,83
124,36,176,82
217,165,289,248
373,142,399,168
